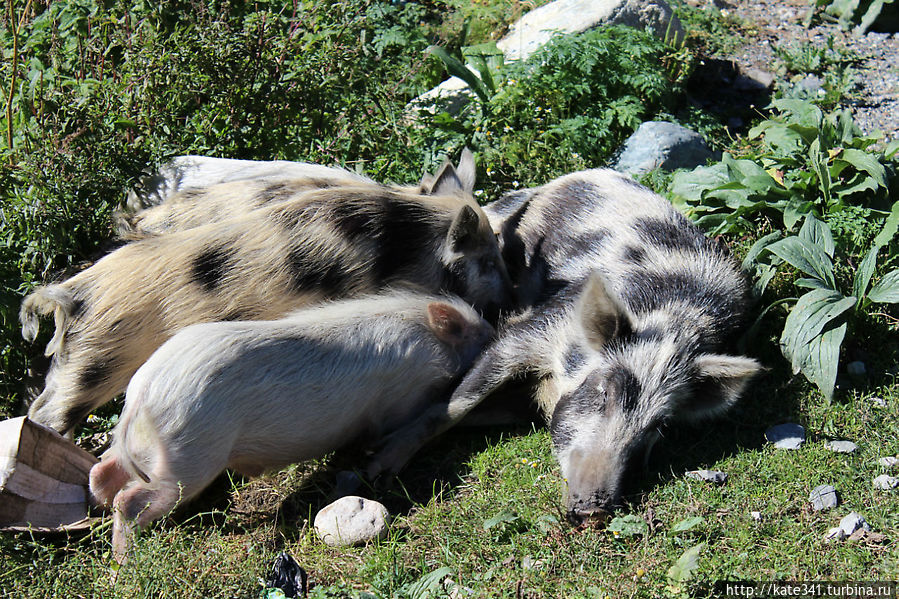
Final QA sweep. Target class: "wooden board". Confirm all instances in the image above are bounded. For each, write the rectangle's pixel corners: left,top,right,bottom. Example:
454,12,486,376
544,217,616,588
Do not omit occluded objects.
0,417,100,531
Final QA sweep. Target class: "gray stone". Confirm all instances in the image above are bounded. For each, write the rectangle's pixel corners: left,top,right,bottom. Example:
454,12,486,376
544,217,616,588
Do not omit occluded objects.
824,440,858,454
839,512,871,536
314,496,390,547
809,485,838,511
765,423,805,449
873,475,899,490
613,121,718,175
847,361,866,376
685,469,728,484
797,74,825,94
825,526,847,542
878,456,898,468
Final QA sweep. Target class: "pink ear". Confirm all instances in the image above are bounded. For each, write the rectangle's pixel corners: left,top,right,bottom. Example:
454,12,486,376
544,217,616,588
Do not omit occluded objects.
427,302,467,346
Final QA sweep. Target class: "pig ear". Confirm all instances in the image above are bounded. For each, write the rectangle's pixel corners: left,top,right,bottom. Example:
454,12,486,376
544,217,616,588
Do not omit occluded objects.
683,354,762,419
426,149,475,195
447,205,481,252
427,302,468,346
577,271,632,351
455,148,476,193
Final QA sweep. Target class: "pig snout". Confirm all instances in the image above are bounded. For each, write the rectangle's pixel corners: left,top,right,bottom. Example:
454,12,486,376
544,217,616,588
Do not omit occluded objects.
561,447,625,527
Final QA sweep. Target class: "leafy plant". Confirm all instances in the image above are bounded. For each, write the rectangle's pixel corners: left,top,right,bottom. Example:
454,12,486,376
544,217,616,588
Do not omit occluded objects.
806,0,899,33
420,25,696,196
670,99,898,236
747,210,899,401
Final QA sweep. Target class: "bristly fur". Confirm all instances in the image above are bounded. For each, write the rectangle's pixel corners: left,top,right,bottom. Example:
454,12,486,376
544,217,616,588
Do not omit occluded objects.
23,179,511,434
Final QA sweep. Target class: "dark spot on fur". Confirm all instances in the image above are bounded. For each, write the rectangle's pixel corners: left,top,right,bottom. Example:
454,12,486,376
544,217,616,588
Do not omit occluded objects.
562,344,587,376
222,309,253,321
634,217,706,253
191,245,236,292
258,182,299,204
377,199,439,280
607,367,642,414
623,246,646,264
270,200,324,230
618,174,648,192
621,271,742,341
548,229,610,262
442,260,468,298
79,357,118,390
551,370,607,448
285,247,349,297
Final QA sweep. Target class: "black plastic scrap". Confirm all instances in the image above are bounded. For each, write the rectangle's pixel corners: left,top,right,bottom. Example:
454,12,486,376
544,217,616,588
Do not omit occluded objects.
264,552,308,598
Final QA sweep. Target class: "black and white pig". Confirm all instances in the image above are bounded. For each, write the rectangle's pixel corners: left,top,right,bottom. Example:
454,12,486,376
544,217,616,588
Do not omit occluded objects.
21,168,511,434
89,290,494,562
367,169,761,523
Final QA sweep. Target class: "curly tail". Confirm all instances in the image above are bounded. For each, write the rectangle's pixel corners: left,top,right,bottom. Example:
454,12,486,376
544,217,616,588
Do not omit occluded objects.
20,285,78,357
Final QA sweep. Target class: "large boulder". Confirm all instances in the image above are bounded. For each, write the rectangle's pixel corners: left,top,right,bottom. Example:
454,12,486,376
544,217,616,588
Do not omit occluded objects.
613,121,718,174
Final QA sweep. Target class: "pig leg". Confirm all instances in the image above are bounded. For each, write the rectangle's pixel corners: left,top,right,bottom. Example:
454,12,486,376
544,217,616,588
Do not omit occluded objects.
111,482,181,563
367,324,542,479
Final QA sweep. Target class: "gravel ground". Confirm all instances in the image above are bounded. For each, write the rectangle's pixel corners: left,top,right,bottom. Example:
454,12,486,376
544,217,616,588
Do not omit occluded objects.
724,0,899,140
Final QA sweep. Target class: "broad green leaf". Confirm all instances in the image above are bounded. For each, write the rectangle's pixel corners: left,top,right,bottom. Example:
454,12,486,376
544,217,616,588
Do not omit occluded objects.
404,567,454,599
841,148,887,188
795,277,831,290
426,46,491,104
771,99,823,129
742,231,783,270
667,543,706,582
885,139,899,159
669,162,729,203
766,236,835,288
780,289,855,375
868,269,899,304
871,200,899,249
801,322,847,402
853,244,879,304
798,213,835,258
483,509,520,530
670,516,703,533
608,514,647,537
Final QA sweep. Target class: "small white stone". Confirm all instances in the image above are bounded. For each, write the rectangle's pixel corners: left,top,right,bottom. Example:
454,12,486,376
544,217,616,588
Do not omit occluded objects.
750,511,762,521
873,475,899,490
839,512,871,536
765,423,805,449
871,397,887,407
685,469,727,484
824,440,858,454
878,456,898,468
314,496,389,547
825,527,847,542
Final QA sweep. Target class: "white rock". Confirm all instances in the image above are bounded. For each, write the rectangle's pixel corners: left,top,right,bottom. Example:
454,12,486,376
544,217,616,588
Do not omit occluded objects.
765,423,805,449
871,397,887,407
878,456,898,468
825,527,847,542
839,512,871,536
750,511,762,521
314,496,389,547
873,475,899,490
685,469,728,484
824,440,857,454
497,0,684,63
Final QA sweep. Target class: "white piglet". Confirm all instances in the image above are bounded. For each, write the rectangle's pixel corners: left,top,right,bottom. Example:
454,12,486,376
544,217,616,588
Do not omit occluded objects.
89,291,493,561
